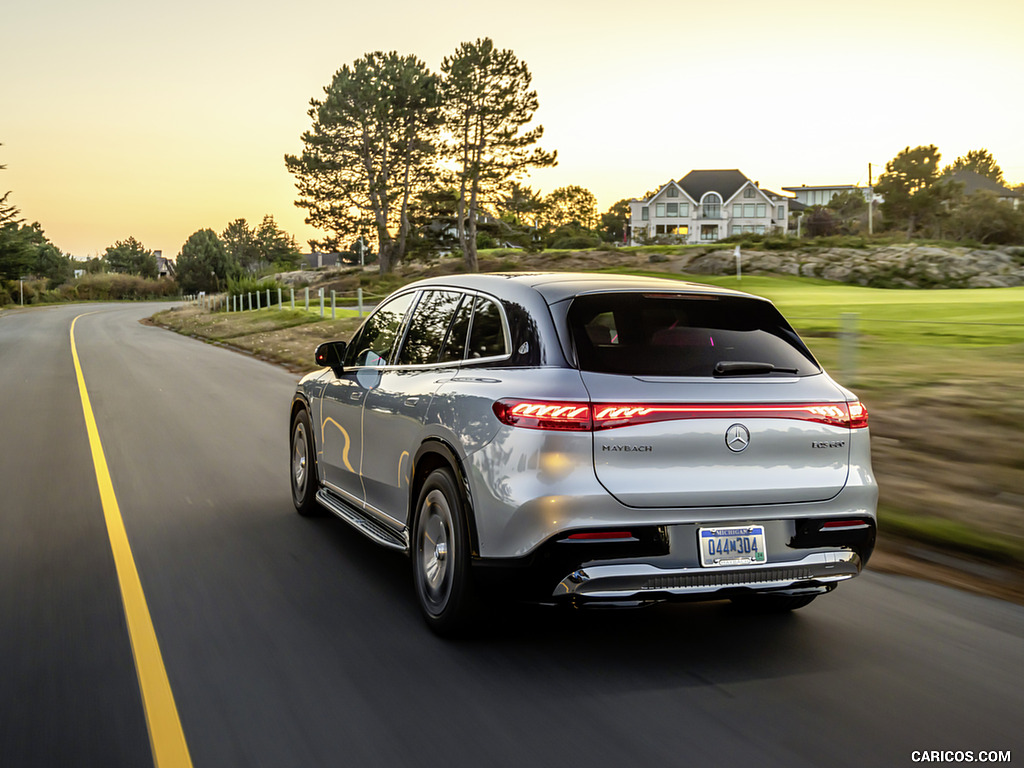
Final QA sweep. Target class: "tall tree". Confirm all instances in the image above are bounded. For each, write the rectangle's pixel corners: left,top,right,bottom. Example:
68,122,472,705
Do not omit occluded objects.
599,199,632,243
285,51,442,274
104,236,157,279
542,185,598,230
947,149,1005,184
221,219,260,274
175,229,238,294
876,145,951,237
495,182,543,225
1,143,20,229
255,215,302,269
441,38,557,272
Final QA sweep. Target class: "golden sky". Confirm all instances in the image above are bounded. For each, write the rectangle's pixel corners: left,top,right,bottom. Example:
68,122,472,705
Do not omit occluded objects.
3,0,1023,257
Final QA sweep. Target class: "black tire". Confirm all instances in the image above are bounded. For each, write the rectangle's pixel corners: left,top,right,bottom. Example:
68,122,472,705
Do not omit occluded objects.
730,593,818,613
411,468,478,637
290,409,323,517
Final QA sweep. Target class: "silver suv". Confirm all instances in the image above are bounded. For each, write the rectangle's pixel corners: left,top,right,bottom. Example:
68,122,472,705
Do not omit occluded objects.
290,273,877,634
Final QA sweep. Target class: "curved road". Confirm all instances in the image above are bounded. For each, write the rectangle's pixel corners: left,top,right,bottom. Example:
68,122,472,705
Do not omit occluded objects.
1,303,1021,767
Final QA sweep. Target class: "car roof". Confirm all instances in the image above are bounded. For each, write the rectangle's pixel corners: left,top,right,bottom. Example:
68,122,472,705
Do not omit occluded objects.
404,271,758,305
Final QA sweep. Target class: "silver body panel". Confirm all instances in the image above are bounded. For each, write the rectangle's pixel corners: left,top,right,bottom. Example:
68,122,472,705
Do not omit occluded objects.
294,273,878,603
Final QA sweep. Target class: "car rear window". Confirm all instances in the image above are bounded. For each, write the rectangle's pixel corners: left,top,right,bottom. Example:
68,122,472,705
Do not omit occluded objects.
567,292,819,377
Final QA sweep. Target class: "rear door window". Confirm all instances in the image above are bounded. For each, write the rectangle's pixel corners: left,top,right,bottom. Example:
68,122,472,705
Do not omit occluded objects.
568,292,819,376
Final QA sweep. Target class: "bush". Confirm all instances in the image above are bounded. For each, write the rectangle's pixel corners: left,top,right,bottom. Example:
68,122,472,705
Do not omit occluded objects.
59,273,178,301
550,234,602,250
227,275,281,299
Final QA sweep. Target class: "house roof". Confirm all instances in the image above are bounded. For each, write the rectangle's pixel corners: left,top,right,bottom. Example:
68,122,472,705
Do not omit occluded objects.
781,184,863,193
948,169,1019,197
677,169,751,202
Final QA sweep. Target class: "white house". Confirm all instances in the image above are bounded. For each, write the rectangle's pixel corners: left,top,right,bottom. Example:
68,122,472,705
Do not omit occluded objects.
628,169,792,245
782,184,876,206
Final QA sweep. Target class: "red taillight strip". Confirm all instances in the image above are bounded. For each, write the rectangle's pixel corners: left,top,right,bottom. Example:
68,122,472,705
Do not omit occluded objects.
593,402,866,430
493,399,869,431
492,399,592,431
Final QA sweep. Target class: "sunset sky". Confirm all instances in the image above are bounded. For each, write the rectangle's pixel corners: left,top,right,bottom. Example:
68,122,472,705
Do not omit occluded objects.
3,0,1023,258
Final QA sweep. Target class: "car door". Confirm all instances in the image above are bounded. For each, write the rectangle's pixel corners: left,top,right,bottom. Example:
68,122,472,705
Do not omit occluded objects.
360,289,466,524
318,291,416,506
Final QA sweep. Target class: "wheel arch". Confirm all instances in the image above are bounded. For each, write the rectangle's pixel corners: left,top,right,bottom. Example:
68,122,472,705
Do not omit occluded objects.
411,439,480,558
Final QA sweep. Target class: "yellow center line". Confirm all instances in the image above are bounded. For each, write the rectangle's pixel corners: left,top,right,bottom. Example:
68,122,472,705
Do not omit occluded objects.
70,313,193,768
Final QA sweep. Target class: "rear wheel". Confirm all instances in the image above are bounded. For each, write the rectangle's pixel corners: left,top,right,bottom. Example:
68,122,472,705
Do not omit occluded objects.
291,409,322,517
730,593,817,613
412,468,478,636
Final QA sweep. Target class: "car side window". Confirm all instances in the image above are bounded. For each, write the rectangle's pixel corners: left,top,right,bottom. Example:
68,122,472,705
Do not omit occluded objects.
396,290,463,366
346,292,415,367
467,297,508,359
437,295,473,363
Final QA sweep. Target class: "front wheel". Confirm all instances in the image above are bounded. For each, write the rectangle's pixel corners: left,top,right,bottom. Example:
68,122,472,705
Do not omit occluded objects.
412,468,478,636
290,409,322,517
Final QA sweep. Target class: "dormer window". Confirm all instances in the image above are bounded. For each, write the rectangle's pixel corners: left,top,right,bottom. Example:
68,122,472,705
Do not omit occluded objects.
744,187,756,198
667,187,678,198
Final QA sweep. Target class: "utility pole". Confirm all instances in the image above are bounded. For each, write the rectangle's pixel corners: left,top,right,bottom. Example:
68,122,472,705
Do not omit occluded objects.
868,163,874,235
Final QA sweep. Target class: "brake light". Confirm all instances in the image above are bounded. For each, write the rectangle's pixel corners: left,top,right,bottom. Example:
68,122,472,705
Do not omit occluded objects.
493,399,869,431
848,401,869,429
492,399,592,431
592,402,866,430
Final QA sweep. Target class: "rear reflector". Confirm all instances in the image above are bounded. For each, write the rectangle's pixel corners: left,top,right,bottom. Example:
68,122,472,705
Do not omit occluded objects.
566,531,634,541
821,520,871,530
494,399,869,431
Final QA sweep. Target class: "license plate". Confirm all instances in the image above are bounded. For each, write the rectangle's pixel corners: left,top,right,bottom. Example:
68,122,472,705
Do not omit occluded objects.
699,525,767,567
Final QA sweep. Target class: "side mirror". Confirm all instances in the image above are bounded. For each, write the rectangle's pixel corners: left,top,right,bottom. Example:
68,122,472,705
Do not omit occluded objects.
314,341,347,372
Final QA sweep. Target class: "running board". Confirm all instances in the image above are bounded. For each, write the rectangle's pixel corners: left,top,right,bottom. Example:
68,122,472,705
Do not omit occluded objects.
316,489,409,553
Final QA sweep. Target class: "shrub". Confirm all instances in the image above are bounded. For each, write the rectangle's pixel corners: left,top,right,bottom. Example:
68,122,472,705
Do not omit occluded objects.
550,234,602,250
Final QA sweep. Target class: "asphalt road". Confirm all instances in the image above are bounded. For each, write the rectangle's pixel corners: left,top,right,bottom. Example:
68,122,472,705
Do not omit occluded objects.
1,303,1022,768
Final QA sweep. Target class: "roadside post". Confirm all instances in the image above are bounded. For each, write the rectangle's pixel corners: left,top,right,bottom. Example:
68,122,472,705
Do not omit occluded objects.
304,288,309,312
735,245,742,283
278,288,282,310
290,287,295,310
256,290,261,311
358,287,363,318
266,289,271,310
319,288,325,318
331,290,336,319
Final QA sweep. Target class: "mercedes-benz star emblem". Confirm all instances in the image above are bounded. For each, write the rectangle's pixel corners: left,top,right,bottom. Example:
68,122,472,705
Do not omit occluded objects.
725,424,750,452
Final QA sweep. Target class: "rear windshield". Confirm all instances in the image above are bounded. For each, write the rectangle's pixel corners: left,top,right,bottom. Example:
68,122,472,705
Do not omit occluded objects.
567,292,820,377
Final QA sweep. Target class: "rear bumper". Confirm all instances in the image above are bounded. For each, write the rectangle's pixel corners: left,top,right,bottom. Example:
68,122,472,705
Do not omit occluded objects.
552,550,860,604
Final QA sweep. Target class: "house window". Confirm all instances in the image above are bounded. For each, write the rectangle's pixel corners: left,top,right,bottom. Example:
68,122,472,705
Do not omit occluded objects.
730,225,741,235
734,205,744,219
667,202,677,216
678,202,689,217
778,205,785,220
744,187,755,198
700,225,718,241
667,187,678,198
656,203,666,218
702,194,721,219
756,203,766,218
641,207,649,221
743,204,755,217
